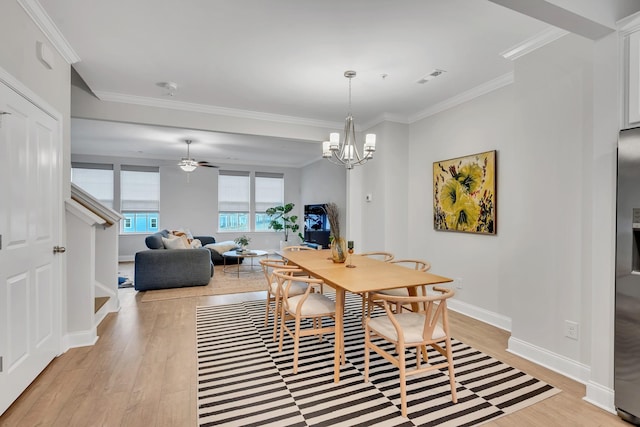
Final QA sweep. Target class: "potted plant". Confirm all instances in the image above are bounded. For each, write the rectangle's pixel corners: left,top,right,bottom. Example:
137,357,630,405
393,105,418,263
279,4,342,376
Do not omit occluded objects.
234,235,251,252
266,203,304,248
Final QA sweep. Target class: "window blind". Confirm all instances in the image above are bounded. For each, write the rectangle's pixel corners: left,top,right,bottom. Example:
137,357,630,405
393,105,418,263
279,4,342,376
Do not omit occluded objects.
71,163,114,209
255,173,284,212
121,169,160,211
218,171,250,212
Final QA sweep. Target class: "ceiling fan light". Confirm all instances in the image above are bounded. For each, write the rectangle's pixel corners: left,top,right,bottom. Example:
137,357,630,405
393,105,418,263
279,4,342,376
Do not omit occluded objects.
180,163,197,172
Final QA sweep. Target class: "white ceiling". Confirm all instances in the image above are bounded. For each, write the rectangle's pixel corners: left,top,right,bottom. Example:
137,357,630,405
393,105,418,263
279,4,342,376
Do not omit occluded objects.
40,0,559,167
70,118,320,168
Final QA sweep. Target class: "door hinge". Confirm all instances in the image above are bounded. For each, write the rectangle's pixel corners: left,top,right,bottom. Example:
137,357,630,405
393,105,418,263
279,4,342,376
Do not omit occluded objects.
0,356,3,373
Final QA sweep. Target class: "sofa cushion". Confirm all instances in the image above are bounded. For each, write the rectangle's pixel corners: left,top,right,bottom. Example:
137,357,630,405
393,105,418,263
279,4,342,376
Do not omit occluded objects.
205,241,238,255
163,235,188,249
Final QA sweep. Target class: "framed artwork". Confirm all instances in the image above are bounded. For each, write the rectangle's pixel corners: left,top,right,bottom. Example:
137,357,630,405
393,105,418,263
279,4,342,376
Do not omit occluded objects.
433,150,496,235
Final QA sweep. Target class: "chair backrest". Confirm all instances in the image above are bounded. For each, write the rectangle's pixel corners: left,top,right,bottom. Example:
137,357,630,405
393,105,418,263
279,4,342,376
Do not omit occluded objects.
390,259,431,272
369,287,455,342
357,251,395,262
260,258,296,287
282,245,314,251
272,268,324,307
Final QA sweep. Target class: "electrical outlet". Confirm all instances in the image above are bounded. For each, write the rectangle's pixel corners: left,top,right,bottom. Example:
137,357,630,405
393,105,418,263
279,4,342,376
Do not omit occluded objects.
456,277,463,289
565,320,579,340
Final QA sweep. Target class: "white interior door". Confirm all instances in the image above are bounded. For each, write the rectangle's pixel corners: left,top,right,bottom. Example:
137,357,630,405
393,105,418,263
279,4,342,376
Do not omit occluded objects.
0,80,61,415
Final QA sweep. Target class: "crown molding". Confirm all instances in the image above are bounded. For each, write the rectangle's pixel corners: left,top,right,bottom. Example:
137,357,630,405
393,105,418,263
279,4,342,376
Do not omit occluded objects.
18,0,80,64
93,90,342,129
500,27,569,61
618,10,640,36
408,72,514,123
361,113,409,130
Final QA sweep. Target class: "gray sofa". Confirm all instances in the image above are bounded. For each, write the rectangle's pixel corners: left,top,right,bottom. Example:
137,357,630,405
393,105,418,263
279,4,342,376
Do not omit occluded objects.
134,230,214,291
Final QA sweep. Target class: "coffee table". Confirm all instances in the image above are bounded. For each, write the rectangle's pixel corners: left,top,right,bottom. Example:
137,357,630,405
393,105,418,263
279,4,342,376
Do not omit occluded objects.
222,250,268,277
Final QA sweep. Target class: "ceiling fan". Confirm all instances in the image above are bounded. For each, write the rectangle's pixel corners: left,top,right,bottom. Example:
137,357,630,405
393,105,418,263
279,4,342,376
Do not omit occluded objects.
178,140,218,172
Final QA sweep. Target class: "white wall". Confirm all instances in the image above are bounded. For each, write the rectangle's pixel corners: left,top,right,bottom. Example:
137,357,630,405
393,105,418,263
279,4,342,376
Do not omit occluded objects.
72,154,303,259
349,121,410,256
408,85,514,317
0,3,71,185
402,32,619,410
586,30,619,409
300,158,347,237
508,33,594,366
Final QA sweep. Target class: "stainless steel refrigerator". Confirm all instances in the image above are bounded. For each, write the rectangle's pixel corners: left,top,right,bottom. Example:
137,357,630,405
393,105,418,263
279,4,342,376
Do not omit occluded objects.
616,127,640,424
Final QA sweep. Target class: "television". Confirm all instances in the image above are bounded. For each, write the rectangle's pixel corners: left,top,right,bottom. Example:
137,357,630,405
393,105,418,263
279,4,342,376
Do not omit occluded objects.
304,204,331,248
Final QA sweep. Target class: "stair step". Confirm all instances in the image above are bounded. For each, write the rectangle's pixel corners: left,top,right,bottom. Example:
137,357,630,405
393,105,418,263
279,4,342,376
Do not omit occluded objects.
94,296,109,313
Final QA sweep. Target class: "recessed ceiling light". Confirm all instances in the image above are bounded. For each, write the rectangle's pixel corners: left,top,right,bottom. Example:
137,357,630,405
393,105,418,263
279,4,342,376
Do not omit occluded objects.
417,69,446,84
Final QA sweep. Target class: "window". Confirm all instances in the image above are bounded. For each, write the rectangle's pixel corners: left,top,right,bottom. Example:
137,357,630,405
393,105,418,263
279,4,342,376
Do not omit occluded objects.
255,172,284,231
218,171,250,232
71,163,114,209
121,165,160,234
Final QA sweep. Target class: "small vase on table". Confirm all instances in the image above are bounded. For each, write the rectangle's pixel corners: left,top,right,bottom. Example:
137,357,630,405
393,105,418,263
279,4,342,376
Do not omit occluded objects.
346,240,355,268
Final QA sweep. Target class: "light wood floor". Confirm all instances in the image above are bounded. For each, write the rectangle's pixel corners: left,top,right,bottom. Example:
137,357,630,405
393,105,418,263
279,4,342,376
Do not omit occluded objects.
0,286,626,427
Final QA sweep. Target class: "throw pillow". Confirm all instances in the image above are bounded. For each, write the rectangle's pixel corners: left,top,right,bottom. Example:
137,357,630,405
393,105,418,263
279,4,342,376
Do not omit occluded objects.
205,241,238,255
171,231,192,248
162,235,188,249
190,239,202,249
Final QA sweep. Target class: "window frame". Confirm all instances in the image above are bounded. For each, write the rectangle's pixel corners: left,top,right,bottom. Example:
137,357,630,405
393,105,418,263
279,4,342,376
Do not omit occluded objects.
217,171,285,233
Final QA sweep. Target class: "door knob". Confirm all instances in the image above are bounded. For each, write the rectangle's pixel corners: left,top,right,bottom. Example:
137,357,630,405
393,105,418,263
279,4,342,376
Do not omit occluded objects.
53,246,66,254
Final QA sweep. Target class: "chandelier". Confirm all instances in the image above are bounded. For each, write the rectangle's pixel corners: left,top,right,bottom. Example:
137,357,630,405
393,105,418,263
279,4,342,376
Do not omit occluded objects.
322,70,376,169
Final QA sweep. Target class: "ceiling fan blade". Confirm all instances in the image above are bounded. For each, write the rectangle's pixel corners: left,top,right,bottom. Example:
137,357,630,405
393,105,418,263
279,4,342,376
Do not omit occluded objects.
197,161,219,168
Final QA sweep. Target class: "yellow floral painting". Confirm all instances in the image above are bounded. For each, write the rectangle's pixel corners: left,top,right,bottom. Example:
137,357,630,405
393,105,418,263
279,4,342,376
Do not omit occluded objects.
433,150,496,234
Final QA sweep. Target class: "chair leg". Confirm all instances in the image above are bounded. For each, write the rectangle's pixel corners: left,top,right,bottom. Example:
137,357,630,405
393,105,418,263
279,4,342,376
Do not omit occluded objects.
444,337,458,403
264,294,271,327
293,318,301,374
364,328,370,382
272,298,280,342
278,305,286,352
399,348,408,417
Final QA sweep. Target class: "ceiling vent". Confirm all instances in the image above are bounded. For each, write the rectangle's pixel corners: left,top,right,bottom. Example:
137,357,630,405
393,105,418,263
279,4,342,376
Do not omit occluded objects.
417,69,446,84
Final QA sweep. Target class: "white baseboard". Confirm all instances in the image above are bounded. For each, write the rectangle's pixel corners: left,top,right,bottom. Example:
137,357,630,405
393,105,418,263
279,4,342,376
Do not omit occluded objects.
451,299,615,413
118,255,134,262
448,298,512,331
62,330,98,351
507,336,591,383
584,380,616,414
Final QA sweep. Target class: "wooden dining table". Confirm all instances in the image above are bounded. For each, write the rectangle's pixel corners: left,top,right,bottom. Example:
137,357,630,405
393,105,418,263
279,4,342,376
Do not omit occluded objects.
279,249,453,382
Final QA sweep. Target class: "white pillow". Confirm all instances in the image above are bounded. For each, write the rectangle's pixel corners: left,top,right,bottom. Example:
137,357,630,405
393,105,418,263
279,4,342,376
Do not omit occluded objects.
162,236,188,249
190,238,202,249
205,241,238,255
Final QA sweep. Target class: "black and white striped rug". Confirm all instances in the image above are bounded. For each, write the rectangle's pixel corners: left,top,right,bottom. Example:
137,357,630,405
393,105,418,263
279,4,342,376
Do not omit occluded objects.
196,295,560,426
